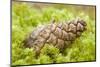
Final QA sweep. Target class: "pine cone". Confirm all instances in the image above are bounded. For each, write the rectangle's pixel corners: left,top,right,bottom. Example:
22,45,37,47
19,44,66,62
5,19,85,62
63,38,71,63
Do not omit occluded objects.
23,18,87,55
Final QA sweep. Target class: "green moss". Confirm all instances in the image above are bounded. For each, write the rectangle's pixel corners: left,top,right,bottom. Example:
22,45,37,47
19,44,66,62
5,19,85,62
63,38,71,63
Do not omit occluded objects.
12,2,96,65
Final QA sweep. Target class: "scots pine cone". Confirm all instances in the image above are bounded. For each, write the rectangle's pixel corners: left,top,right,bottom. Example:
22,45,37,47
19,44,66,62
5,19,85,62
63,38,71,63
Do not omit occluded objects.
23,18,87,54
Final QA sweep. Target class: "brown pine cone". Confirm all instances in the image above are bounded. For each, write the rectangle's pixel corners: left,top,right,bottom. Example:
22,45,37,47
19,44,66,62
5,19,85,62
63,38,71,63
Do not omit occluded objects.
23,18,87,55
